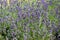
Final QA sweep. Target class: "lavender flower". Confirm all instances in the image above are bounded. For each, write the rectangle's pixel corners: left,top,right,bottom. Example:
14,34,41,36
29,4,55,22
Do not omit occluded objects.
11,31,16,37
16,5,22,11
49,0,53,5
41,0,48,9
0,18,4,23
2,0,7,7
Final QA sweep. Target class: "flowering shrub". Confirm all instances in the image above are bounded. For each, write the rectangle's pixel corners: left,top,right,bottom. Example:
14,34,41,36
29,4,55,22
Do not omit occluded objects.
0,0,60,40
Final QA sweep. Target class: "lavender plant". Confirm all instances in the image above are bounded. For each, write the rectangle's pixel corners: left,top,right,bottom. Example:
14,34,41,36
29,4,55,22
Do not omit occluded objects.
0,0,60,40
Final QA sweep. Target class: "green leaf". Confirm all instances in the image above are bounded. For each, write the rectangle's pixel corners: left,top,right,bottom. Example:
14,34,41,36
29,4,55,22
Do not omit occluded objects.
48,5,55,10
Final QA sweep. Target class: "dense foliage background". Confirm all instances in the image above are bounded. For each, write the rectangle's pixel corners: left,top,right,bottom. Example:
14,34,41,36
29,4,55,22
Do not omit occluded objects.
0,0,60,40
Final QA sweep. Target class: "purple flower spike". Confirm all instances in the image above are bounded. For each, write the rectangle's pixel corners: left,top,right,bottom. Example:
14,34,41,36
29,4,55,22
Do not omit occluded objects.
41,0,48,9
49,0,53,5
44,3,48,9
11,31,16,37
16,6,22,11
26,12,31,17
41,0,45,4
55,8,59,14
18,11,22,19
0,18,4,23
